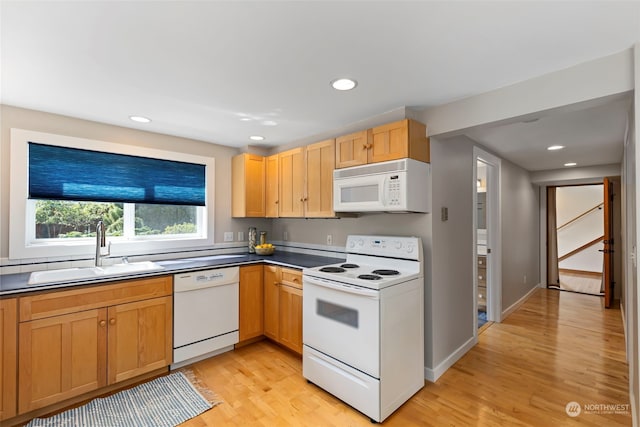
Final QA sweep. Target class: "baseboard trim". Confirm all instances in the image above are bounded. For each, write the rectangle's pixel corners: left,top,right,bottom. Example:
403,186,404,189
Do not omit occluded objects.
424,335,477,383
501,284,539,321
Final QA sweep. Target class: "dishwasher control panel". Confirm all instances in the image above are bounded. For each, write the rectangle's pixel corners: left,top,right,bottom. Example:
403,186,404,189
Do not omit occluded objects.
174,266,239,292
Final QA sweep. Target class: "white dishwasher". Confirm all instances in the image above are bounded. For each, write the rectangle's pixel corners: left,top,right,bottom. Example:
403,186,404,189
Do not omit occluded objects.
172,266,239,369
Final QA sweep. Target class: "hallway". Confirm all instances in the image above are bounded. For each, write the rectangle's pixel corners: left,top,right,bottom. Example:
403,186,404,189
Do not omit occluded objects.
183,288,630,426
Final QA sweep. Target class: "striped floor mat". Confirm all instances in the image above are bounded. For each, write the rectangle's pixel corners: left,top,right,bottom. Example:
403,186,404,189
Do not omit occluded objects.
27,371,220,427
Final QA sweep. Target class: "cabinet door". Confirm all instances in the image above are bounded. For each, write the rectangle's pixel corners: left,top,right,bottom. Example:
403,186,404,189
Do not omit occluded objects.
239,265,264,342
279,147,305,217
263,265,281,341
369,120,409,163
0,299,17,420
19,308,107,413
305,139,335,218
335,130,369,168
265,154,279,217
232,153,265,217
107,296,172,384
278,284,303,354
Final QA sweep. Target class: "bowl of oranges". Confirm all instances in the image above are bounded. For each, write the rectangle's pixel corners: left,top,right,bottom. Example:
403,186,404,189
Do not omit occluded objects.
255,243,275,255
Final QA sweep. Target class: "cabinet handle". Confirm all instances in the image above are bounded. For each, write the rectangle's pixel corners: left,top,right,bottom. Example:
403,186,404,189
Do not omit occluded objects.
109,318,116,325
99,320,106,327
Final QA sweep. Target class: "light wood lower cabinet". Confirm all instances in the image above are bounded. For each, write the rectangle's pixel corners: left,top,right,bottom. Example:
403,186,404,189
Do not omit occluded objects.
239,265,264,342
263,266,303,354
17,276,173,414
0,298,17,421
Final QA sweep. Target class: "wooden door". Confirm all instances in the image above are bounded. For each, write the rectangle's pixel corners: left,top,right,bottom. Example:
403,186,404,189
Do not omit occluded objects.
19,308,107,413
263,265,281,341
305,139,335,218
232,153,265,217
278,147,305,217
335,130,370,168
278,284,303,354
265,154,279,217
0,299,17,420
239,265,264,341
107,296,172,384
603,178,615,308
278,269,303,354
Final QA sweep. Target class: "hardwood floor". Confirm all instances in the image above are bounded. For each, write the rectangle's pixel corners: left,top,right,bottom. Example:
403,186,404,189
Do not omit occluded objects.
184,288,630,426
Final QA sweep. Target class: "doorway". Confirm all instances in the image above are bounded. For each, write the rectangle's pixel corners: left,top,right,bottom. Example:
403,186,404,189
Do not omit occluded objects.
473,147,502,331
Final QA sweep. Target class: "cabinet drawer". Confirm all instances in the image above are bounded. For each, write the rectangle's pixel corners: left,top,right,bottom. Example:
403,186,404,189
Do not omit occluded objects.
280,268,302,289
19,276,173,322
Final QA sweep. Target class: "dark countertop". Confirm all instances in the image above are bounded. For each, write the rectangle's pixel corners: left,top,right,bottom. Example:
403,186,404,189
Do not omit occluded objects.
0,251,345,296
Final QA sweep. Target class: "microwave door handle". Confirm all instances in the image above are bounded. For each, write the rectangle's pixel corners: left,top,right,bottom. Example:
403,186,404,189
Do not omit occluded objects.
381,176,387,206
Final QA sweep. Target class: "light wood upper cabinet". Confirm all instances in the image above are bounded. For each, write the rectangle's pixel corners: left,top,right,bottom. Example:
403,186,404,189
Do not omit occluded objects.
335,119,430,168
232,153,266,217
0,299,17,421
304,139,335,218
278,147,305,218
335,130,370,169
265,154,279,218
239,265,264,342
369,119,429,164
17,276,173,414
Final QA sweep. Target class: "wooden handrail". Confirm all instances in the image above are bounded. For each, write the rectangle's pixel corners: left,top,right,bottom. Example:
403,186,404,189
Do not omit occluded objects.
557,203,604,230
558,235,604,262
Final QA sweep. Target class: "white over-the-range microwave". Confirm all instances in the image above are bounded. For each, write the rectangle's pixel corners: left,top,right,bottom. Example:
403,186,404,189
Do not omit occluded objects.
333,158,431,213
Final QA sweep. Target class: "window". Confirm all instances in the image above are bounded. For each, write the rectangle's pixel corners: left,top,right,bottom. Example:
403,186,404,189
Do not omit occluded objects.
10,129,215,260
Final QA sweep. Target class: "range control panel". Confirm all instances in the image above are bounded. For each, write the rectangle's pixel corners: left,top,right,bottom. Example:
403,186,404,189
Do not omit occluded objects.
346,235,421,260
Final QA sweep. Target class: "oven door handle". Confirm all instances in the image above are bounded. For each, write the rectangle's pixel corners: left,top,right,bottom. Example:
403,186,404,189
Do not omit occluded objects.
303,276,380,298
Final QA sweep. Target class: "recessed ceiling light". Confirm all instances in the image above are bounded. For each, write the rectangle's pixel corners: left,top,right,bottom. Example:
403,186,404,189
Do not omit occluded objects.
547,145,564,151
331,78,357,91
262,120,278,126
564,162,577,167
240,117,252,122
249,135,265,141
129,115,151,123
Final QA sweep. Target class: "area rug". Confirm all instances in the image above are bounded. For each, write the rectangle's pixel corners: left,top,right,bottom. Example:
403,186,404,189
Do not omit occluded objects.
26,370,221,427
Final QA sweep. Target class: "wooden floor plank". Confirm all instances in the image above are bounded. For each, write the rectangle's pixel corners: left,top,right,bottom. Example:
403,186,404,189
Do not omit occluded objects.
179,288,630,426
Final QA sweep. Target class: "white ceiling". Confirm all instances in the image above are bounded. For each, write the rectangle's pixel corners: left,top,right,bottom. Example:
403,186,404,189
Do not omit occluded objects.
2,1,639,171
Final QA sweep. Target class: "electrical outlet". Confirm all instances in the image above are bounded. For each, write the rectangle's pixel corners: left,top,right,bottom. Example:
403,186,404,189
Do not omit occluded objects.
238,231,244,241
327,234,333,245
224,232,234,242
283,231,288,241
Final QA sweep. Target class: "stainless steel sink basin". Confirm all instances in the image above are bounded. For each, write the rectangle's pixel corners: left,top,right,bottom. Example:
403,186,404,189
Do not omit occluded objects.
28,261,164,285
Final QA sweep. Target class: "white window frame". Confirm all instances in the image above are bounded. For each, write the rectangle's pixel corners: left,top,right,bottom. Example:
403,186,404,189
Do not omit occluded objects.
10,128,215,260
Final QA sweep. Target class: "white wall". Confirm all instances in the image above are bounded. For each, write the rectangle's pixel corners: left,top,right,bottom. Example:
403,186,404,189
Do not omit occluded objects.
556,185,604,225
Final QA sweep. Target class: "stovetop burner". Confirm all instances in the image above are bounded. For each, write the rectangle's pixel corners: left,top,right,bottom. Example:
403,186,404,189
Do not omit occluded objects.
358,274,382,280
320,266,346,273
372,269,400,276
341,263,359,269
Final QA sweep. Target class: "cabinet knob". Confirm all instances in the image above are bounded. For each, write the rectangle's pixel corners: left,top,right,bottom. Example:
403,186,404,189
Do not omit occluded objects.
109,318,116,325
479,275,483,280
275,200,279,204
99,320,106,327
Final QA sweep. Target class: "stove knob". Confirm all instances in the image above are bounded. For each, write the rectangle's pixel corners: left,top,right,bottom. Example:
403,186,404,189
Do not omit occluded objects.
349,241,355,249
406,244,414,253
395,241,403,250
358,238,364,246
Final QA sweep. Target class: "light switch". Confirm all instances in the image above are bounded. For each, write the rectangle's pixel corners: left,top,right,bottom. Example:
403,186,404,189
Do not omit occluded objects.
238,231,244,241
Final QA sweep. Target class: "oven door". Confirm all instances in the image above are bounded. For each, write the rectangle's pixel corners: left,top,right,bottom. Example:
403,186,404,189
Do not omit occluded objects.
303,275,380,378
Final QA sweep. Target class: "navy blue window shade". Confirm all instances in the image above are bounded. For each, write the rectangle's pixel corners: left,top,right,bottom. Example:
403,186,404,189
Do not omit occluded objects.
28,143,206,206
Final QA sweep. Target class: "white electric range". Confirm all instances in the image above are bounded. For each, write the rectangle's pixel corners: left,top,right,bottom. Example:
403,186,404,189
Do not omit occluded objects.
302,235,425,423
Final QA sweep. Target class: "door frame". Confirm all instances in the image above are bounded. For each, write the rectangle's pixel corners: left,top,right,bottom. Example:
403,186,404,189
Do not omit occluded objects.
473,147,502,327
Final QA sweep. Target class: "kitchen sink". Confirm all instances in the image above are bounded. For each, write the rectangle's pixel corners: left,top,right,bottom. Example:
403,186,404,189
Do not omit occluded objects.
28,261,164,285
182,254,246,261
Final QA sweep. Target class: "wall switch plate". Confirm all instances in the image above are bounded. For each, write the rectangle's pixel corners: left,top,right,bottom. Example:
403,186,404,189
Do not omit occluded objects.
283,231,288,241
441,207,448,222
326,234,333,245
238,231,244,241
224,232,234,242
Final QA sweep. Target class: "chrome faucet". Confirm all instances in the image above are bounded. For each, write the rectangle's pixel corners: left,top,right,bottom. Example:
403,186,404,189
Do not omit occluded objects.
95,220,111,266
